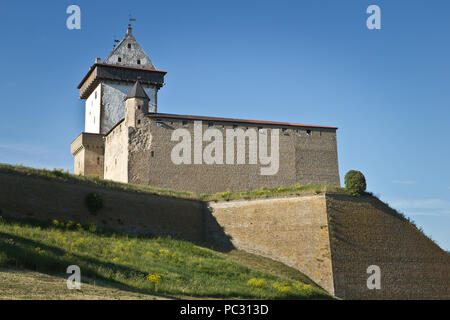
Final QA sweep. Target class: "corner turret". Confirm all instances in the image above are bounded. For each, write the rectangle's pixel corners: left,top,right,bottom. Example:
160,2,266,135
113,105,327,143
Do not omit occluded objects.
125,80,150,128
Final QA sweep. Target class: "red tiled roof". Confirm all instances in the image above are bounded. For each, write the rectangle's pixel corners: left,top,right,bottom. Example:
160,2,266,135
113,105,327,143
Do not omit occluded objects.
147,113,338,129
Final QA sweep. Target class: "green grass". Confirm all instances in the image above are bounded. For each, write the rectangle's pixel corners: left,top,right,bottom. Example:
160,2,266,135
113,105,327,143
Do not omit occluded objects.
0,216,331,299
0,163,346,202
0,269,165,300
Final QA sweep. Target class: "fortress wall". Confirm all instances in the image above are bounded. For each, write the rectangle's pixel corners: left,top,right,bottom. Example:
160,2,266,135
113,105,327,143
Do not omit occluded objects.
73,148,85,175
295,130,340,186
326,194,450,300
206,195,335,294
127,119,154,186
127,117,340,194
82,146,104,178
0,171,205,242
104,121,128,183
71,133,104,178
2,169,448,299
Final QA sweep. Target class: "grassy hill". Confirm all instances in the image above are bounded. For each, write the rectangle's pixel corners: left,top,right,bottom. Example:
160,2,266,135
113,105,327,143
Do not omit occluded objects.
0,268,165,300
2,163,446,300
0,163,345,201
0,216,331,299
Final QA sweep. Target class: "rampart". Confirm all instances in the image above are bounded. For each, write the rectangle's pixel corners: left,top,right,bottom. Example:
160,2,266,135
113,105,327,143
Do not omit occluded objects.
0,170,448,299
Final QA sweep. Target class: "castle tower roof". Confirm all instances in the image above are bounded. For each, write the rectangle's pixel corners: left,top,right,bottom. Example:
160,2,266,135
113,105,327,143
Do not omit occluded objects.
126,80,149,100
104,27,155,69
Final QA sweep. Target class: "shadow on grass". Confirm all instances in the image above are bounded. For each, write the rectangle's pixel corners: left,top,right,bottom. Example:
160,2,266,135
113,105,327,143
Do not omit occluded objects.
0,231,177,299
0,209,236,254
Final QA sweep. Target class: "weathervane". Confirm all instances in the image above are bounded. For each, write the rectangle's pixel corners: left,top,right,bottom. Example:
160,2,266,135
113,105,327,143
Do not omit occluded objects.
128,15,136,28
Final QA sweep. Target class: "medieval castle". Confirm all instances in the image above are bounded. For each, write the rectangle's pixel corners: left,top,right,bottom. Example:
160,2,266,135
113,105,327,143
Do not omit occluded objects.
1,26,447,300
71,27,341,194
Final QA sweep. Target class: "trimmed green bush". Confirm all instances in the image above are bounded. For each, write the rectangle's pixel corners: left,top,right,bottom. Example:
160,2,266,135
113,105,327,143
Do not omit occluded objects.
344,170,366,196
85,192,103,214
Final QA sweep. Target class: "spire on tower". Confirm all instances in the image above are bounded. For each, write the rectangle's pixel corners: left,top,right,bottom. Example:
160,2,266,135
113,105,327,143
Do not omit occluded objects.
127,16,136,34
126,80,149,100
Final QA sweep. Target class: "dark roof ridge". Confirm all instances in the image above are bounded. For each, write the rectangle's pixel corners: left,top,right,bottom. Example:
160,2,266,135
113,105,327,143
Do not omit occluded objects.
147,113,338,129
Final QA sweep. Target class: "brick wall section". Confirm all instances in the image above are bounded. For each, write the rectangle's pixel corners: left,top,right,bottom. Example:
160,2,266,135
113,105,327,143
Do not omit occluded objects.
326,194,450,299
206,195,335,294
70,133,104,178
104,122,128,183
127,117,340,194
0,171,205,242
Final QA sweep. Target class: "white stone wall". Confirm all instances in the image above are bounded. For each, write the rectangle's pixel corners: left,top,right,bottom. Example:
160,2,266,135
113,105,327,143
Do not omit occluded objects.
101,81,157,134
84,84,101,133
104,122,128,183
73,148,85,175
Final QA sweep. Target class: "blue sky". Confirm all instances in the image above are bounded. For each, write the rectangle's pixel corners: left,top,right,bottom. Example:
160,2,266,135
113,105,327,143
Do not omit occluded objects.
0,0,449,250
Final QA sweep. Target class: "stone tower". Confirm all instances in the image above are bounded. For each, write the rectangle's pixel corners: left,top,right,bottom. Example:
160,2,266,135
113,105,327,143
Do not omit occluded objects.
125,80,149,128
71,27,166,178
77,26,166,135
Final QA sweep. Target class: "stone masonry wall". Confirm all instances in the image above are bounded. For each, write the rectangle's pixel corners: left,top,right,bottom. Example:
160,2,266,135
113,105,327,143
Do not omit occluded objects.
127,117,340,194
71,133,104,178
1,170,448,299
206,195,335,294
104,121,128,183
326,194,450,300
0,171,205,242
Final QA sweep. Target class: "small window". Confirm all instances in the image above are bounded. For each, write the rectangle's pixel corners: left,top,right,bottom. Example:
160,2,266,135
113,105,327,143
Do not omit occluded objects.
137,59,141,65
138,105,141,110
306,130,311,136
233,124,238,129
97,157,100,165
137,120,141,125
118,57,122,62
282,128,287,132
127,43,131,49
208,122,214,127
151,151,155,158
182,120,188,127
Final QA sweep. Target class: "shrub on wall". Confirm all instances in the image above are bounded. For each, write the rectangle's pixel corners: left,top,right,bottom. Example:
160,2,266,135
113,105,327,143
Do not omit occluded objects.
85,192,103,215
344,170,367,196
